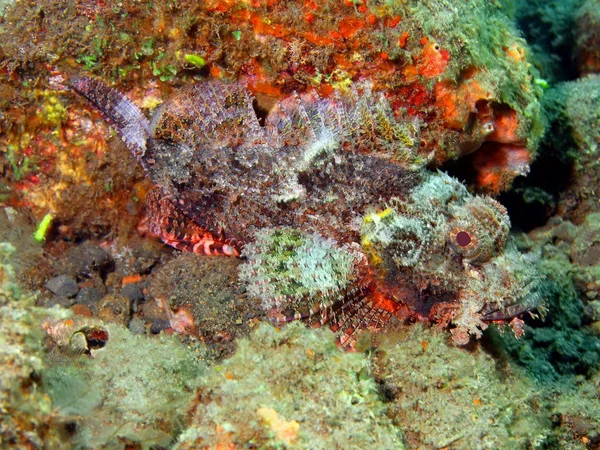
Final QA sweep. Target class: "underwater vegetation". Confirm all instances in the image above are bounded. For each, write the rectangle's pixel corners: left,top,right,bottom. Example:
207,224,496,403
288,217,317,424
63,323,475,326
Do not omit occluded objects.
42,318,209,449
175,322,404,450
495,215,600,385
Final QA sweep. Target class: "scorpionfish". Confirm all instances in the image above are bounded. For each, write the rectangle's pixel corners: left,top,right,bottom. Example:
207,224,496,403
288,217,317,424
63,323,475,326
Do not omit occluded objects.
70,77,540,346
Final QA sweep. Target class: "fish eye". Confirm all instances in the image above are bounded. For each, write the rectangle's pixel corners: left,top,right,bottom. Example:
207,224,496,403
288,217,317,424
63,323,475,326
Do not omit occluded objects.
455,230,471,247
448,226,480,262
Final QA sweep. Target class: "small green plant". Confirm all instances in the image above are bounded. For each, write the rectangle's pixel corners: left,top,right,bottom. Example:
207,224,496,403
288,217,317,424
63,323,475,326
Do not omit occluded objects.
152,52,178,82
152,62,178,82
184,53,206,68
116,64,141,79
76,37,106,70
33,213,54,243
6,144,32,181
134,38,155,60
76,54,98,70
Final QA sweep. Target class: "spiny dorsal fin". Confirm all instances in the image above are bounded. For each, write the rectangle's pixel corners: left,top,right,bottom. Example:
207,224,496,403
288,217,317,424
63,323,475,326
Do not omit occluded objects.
69,77,150,167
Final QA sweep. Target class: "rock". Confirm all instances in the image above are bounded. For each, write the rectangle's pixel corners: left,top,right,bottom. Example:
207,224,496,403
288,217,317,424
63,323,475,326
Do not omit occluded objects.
74,287,103,313
150,319,170,335
128,317,147,335
71,303,93,318
119,283,145,311
96,294,131,327
149,254,257,344
572,213,600,266
554,220,579,243
44,295,75,309
140,299,168,325
45,275,79,298
66,241,114,279
131,241,165,274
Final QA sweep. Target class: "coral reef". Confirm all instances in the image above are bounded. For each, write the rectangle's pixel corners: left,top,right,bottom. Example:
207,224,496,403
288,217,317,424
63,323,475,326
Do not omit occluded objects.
361,172,541,344
2,1,600,449
0,304,70,448
550,374,600,447
175,321,575,449
175,322,404,450
0,207,46,289
0,70,148,242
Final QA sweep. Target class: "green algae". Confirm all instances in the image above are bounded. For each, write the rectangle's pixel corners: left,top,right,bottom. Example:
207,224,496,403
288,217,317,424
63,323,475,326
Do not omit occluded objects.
494,225,600,385
176,322,404,450
373,324,551,449
183,53,206,68
43,323,209,449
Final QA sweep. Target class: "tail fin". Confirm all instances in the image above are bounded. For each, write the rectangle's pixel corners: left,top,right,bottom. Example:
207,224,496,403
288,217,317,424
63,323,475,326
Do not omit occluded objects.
69,77,150,166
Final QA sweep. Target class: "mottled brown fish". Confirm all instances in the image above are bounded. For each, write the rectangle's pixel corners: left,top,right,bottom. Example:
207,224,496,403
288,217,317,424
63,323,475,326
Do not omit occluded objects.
70,77,540,346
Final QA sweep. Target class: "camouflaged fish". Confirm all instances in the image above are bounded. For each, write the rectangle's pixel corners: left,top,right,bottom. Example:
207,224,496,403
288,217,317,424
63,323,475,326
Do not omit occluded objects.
70,77,540,346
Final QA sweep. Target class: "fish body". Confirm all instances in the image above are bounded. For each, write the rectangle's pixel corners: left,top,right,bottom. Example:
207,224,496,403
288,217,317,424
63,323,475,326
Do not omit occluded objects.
70,77,540,345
